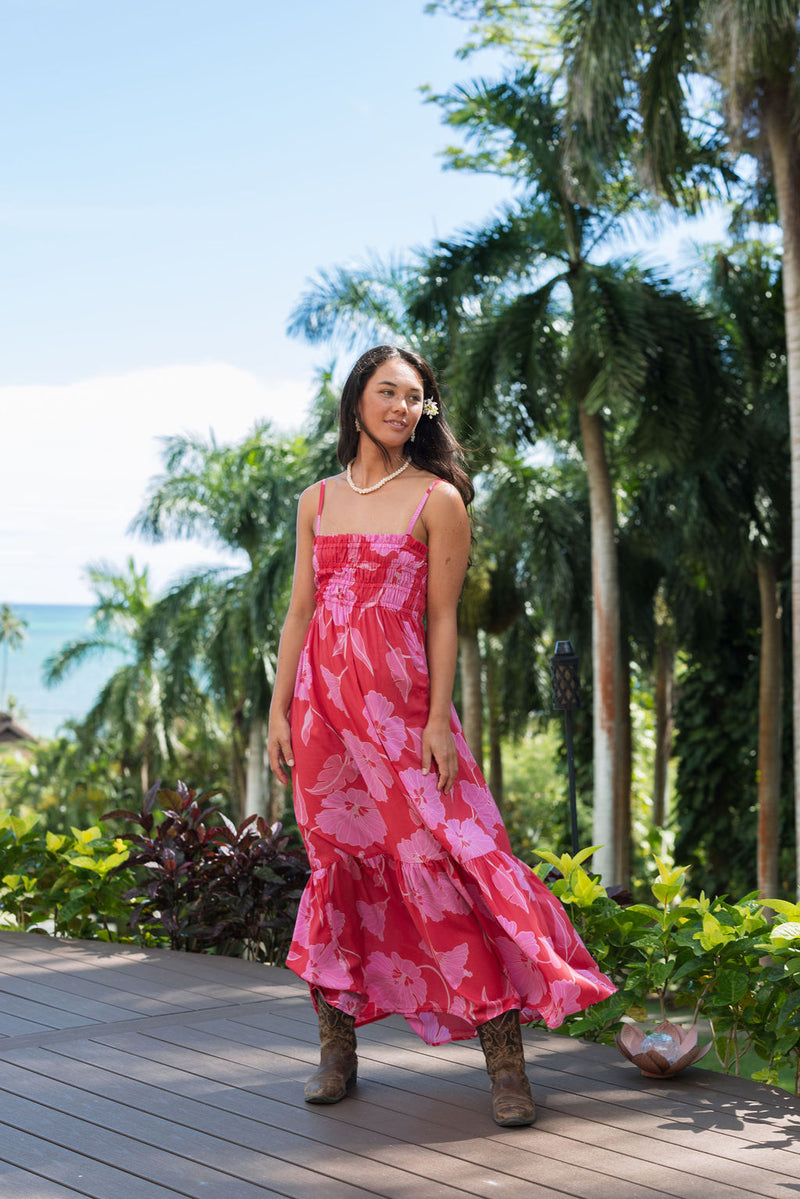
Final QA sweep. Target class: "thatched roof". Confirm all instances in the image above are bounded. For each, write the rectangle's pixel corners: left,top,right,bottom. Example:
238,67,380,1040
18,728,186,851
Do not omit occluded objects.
0,712,37,744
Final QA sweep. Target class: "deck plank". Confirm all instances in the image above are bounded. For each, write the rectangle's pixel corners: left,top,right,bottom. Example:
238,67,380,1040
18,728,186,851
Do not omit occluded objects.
131,1016,796,1198
0,932,797,1199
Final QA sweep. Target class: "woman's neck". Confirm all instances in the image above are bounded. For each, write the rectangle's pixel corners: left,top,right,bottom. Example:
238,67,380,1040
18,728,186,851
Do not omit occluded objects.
349,442,407,488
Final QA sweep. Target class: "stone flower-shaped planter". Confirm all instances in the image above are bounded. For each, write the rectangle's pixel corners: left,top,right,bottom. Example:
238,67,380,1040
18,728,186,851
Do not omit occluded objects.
615,1020,712,1078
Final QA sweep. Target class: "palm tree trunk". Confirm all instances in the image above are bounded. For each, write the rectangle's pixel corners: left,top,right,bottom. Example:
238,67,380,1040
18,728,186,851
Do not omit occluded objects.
140,721,152,797
756,551,783,899
616,643,632,889
245,717,268,819
579,403,621,885
653,619,675,831
268,771,285,827
230,724,248,823
459,631,484,772
764,80,800,898
486,642,504,810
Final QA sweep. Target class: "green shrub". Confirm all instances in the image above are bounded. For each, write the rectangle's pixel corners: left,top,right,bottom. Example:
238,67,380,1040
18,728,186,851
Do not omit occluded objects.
533,846,800,1095
0,810,134,939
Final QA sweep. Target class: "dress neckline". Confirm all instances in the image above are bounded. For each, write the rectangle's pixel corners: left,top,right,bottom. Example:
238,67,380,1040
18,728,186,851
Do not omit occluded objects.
314,531,428,552
315,477,441,543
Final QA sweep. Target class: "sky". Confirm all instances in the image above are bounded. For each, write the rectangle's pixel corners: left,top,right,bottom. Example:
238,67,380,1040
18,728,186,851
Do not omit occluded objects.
1,0,725,606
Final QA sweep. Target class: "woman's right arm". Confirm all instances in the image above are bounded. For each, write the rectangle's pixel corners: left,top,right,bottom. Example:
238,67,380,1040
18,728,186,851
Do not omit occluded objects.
267,484,319,784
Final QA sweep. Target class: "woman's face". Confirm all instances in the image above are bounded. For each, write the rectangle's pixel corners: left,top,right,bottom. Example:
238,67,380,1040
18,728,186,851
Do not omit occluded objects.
357,358,424,449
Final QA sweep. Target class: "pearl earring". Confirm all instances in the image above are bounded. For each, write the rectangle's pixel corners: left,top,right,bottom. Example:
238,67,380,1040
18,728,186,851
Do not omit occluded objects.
410,426,416,442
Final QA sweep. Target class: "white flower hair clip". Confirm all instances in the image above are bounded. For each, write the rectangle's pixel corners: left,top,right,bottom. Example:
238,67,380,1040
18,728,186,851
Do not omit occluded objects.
422,397,439,418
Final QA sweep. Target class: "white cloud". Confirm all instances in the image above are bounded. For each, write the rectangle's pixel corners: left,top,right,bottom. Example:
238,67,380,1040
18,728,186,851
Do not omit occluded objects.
1,363,314,604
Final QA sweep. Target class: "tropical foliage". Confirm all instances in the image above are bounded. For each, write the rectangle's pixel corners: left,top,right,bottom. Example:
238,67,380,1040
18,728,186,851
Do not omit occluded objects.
0,784,309,967
536,847,800,1096
105,781,309,963
0,604,28,710
4,2,798,924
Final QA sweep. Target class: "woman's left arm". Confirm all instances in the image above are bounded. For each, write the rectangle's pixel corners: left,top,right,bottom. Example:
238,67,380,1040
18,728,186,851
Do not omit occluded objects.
422,483,471,792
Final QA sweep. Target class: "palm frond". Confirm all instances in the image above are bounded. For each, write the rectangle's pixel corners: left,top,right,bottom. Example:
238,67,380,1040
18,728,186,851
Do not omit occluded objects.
42,637,123,686
287,256,420,352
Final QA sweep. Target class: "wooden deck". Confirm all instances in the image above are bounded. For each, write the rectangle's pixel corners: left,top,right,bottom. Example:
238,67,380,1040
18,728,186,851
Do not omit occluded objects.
0,932,797,1199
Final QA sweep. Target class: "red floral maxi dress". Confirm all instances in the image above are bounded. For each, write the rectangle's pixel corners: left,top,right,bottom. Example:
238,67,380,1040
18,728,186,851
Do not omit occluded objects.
286,478,615,1045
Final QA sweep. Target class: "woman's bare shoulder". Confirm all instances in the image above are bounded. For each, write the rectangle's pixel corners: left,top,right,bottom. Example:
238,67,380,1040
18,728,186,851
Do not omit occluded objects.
427,477,467,510
299,474,343,507
423,479,470,535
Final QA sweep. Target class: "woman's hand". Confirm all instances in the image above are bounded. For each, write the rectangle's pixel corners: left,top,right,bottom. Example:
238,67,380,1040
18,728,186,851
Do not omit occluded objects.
268,714,295,786
421,717,458,793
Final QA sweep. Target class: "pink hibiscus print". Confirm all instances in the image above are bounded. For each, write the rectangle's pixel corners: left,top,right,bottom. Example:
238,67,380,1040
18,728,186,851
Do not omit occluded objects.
494,935,548,1003
307,752,358,795
399,618,428,669
341,730,395,801
324,568,357,625
303,939,353,990
317,788,388,849
542,977,583,1025
489,862,534,910
452,726,471,759
294,647,312,701
356,898,388,937
536,894,582,954
459,781,505,830
513,929,550,963
382,551,420,607
363,691,407,758
437,942,472,988
399,766,447,826
320,664,347,710
385,647,412,701
416,1011,449,1044
365,950,427,1009
396,827,445,863
370,537,404,557
442,818,497,861
404,866,472,922
290,892,314,948
293,780,309,826
324,902,346,941
300,705,314,747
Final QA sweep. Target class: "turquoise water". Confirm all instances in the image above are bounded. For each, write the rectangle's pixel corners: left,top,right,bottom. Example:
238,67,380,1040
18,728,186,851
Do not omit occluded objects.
1,604,125,739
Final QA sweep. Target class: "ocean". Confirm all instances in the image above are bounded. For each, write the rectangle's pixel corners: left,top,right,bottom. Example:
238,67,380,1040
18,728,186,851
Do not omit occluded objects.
1,604,124,739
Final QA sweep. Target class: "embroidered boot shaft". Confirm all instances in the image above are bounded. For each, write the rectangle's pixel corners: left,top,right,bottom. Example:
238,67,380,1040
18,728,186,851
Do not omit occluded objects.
304,991,358,1104
477,1009,536,1127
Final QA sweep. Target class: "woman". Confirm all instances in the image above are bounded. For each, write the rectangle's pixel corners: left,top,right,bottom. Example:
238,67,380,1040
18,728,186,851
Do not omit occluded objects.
267,345,614,1128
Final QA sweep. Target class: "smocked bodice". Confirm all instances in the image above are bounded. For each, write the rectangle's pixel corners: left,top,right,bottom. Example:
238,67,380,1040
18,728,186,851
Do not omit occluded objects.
313,533,428,620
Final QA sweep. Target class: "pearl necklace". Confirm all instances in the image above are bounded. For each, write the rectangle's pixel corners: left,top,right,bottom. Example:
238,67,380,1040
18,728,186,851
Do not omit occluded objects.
345,460,410,493
346,458,410,494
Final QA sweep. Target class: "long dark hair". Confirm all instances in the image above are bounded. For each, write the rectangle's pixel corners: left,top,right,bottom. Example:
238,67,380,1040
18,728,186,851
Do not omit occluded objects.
337,345,474,507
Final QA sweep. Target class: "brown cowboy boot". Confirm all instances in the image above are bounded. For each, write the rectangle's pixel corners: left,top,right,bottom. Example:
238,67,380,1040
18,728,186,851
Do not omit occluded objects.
477,1009,536,1127
304,991,358,1104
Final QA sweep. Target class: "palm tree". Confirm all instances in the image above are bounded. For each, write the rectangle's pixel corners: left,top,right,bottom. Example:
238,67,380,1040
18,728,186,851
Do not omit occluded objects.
701,244,789,896
0,604,28,710
618,240,790,894
410,68,725,884
538,0,800,894
43,560,180,795
132,411,337,821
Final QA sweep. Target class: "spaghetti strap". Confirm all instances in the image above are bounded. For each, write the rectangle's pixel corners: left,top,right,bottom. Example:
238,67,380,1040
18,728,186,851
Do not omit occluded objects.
405,479,441,536
316,479,327,537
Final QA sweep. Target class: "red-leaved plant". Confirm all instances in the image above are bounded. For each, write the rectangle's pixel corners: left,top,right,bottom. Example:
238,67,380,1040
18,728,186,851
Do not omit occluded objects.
104,781,309,964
